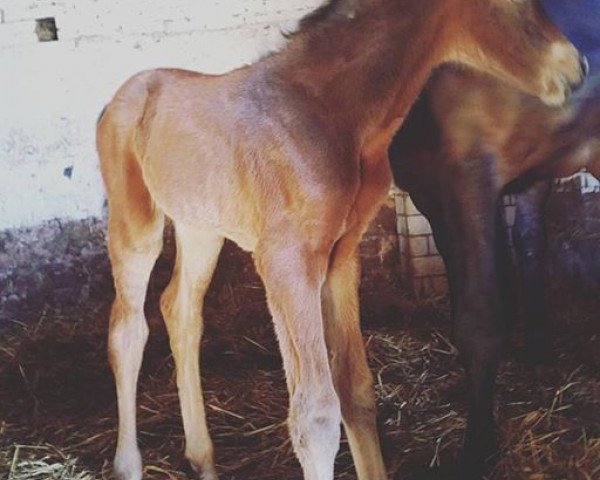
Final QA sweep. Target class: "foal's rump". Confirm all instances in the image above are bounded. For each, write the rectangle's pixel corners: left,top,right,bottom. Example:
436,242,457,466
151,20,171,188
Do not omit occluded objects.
96,69,241,242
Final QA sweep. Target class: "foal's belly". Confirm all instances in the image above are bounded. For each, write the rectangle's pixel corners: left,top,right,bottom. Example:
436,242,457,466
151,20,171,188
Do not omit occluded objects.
143,156,261,252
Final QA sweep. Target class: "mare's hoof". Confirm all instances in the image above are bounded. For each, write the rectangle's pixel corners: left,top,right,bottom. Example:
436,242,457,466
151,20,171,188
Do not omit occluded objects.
522,334,555,366
457,462,487,480
403,464,459,480
460,434,497,480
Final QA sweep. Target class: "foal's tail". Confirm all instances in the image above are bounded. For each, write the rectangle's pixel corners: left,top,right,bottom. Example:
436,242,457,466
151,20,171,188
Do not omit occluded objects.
96,105,107,126
96,70,154,161
96,71,165,250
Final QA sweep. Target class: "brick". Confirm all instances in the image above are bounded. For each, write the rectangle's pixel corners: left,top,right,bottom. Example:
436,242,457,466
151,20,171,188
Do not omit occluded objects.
394,194,405,215
503,194,516,206
412,277,429,296
431,275,448,293
403,195,421,216
408,236,428,257
399,260,411,282
413,277,436,297
359,201,400,289
428,235,439,255
412,255,446,276
412,275,448,297
504,205,516,227
398,234,408,256
407,215,432,235
396,217,408,236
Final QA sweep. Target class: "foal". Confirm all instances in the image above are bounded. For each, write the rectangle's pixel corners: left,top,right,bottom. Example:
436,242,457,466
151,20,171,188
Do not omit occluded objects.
97,1,585,479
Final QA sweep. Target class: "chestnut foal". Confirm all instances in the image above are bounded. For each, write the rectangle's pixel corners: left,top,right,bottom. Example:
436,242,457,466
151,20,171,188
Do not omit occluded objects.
97,1,586,479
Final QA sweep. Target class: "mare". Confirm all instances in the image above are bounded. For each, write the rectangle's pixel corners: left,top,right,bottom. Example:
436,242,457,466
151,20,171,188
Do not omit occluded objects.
97,1,586,479
389,0,600,477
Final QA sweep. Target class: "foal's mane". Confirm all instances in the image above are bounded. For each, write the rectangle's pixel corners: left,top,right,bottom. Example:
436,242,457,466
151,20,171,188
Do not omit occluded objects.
294,0,396,36
266,0,386,59
299,0,359,28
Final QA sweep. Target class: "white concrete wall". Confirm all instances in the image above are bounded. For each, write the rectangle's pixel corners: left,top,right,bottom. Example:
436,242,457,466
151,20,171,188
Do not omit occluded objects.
0,0,321,229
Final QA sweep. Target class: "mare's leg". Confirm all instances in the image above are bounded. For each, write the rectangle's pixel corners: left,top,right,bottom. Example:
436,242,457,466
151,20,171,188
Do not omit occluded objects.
512,180,552,363
105,167,165,480
438,153,506,479
412,164,505,477
160,224,224,479
416,184,519,357
495,198,519,330
254,238,341,480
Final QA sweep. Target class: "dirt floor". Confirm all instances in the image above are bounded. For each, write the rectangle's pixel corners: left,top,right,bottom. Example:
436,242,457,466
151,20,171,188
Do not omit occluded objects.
0,232,599,480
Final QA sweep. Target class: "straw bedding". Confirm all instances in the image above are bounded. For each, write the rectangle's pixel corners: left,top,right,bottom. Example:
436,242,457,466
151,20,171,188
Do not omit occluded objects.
1,241,598,480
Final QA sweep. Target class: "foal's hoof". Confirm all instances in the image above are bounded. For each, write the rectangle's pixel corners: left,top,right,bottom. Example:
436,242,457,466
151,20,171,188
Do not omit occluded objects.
457,462,486,480
188,460,219,480
196,469,219,480
458,453,491,480
113,450,143,480
460,436,497,480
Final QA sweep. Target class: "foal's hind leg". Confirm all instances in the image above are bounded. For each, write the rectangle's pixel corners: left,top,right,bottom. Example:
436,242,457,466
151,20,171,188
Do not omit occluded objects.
254,239,341,480
160,224,223,480
321,241,387,480
107,207,165,480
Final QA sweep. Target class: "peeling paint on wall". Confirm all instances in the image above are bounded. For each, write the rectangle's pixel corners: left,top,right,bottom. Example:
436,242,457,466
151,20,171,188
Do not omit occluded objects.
0,0,321,230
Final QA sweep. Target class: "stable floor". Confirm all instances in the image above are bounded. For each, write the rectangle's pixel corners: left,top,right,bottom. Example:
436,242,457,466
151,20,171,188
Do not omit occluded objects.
0,240,599,480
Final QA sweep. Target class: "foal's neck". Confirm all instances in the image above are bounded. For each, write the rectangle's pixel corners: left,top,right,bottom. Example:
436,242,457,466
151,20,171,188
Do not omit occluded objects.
273,0,450,153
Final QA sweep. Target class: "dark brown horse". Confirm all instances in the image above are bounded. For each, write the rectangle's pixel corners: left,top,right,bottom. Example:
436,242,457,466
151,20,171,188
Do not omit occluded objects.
97,1,586,479
389,5,600,475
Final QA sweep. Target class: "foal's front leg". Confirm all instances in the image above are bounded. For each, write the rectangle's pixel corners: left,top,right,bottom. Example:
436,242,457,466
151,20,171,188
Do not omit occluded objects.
254,240,342,480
